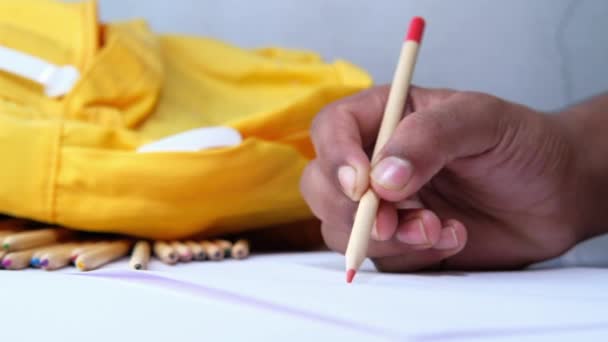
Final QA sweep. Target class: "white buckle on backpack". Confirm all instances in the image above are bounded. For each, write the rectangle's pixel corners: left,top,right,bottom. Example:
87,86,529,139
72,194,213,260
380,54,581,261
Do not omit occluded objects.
0,45,79,98
137,126,243,153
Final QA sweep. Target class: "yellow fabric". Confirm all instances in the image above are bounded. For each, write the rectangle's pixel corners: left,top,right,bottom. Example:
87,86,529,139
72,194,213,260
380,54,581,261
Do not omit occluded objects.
0,0,371,239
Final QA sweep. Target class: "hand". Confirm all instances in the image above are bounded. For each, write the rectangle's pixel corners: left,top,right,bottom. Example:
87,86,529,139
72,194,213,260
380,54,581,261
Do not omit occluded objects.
300,85,587,272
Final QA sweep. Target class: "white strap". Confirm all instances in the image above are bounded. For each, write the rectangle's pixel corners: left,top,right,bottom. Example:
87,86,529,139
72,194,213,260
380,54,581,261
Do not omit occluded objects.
137,126,242,153
0,45,79,98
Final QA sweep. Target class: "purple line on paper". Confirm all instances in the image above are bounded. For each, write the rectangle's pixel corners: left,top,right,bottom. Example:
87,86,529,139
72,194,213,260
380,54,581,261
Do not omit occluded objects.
74,271,404,341
73,270,608,341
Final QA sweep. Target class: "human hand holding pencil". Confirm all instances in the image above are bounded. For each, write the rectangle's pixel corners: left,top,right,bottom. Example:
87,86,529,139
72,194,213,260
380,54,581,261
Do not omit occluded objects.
300,17,604,280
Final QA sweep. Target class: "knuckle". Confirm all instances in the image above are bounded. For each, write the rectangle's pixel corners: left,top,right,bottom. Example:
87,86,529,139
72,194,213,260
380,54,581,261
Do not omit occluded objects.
400,113,443,154
311,105,353,149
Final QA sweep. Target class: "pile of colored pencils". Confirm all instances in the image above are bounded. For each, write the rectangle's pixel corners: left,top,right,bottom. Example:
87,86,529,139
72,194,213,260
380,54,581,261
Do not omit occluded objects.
0,218,250,272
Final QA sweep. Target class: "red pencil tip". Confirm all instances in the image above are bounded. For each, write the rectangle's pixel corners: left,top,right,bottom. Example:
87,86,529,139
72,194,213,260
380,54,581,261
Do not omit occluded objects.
346,269,356,283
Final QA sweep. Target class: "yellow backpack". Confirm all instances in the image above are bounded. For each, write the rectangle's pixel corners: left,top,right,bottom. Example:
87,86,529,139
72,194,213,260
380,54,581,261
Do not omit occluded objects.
0,0,371,239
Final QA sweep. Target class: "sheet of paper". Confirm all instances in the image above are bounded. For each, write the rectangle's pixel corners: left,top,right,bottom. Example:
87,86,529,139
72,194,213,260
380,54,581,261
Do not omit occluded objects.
1,252,608,342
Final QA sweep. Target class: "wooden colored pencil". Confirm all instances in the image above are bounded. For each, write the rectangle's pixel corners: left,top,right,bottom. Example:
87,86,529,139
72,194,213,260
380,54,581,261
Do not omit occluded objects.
75,240,131,271
231,239,250,260
153,241,178,265
0,249,5,261
186,241,206,261
345,17,426,283
201,241,223,261
171,241,192,262
2,228,72,252
41,244,89,271
2,246,50,270
214,239,233,257
129,241,151,270
31,242,76,267
0,231,18,240
69,242,106,262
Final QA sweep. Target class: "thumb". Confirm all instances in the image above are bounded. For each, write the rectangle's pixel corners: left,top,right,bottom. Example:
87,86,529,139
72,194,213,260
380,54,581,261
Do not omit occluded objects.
369,89,510,202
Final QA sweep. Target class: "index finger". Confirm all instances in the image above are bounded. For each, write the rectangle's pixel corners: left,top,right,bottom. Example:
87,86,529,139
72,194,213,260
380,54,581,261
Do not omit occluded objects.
310,86,390,200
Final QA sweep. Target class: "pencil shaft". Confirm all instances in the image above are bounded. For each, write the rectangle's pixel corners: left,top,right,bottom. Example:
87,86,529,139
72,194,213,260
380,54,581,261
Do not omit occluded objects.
231,239,250,259
76,240,131,271
129,241,151,270
214,239,233,257
70,242,106,261
201,241,223,261
41,244,86,270
31,242,77,267
171,241,192,262
370,42,420,161
2,228,71,252
2,246,49,270
186,241,206,261
153,241,178,265
345,31,423,274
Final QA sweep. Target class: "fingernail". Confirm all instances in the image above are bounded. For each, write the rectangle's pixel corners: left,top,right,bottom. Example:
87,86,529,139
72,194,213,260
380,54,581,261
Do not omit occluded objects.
338,166,357,200
396,219,429,245
434,226,459,250
371,157,413,190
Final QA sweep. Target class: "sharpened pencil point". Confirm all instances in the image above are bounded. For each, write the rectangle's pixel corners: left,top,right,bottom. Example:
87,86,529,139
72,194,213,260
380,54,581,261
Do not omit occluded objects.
2,259,12,268
2,243,9,250
134,264,142,270
346,269,356,283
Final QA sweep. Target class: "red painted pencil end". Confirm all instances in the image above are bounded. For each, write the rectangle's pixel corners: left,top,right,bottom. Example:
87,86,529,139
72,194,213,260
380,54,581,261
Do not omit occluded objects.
405,16,425,43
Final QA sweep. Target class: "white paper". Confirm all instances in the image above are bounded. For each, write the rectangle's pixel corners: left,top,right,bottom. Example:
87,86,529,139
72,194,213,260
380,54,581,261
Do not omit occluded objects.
1,252,607,342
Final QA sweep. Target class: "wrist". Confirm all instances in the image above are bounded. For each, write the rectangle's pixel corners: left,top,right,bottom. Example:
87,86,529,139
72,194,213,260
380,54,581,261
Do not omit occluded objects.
555,104,608,239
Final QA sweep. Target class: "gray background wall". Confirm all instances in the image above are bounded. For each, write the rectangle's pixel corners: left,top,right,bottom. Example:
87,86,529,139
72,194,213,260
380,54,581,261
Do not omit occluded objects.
97,0,608,111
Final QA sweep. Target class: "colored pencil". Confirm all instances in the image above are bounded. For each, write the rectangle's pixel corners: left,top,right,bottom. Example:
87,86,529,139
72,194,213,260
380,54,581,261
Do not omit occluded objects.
201,241,223,261
153,241,178,265
75,240,131,271
214,239,233,257
2,228,72,252
345,17,426,283
171,241,193,262
2,246,51,270
69,242,106,262
231,239,250,260
31,242,76,267
186,241,206,261
129,241,151,270
41,244,88,271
